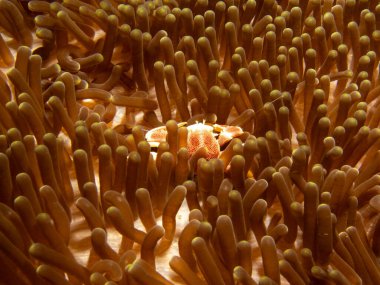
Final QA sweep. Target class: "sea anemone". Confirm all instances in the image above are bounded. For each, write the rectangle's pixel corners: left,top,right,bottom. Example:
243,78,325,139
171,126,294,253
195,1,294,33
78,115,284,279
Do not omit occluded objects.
0,0,380,284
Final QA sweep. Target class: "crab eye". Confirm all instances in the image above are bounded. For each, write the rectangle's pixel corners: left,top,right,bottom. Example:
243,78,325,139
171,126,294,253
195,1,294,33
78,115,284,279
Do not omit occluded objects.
187,122,214,133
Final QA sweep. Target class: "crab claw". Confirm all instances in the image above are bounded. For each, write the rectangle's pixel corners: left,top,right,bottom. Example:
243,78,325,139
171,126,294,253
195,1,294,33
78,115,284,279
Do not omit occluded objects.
145,126,167,147
217,125,244,146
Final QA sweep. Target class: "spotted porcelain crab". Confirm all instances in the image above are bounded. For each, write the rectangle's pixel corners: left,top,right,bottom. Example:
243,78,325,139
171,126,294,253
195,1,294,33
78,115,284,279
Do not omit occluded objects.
145,122,244,159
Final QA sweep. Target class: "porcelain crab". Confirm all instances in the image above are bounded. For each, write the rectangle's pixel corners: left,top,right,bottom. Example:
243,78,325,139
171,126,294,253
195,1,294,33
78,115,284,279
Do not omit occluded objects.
145,122,244,159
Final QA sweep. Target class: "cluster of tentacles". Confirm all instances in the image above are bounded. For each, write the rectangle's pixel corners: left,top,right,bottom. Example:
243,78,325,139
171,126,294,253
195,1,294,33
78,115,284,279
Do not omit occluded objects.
0,0,380,284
